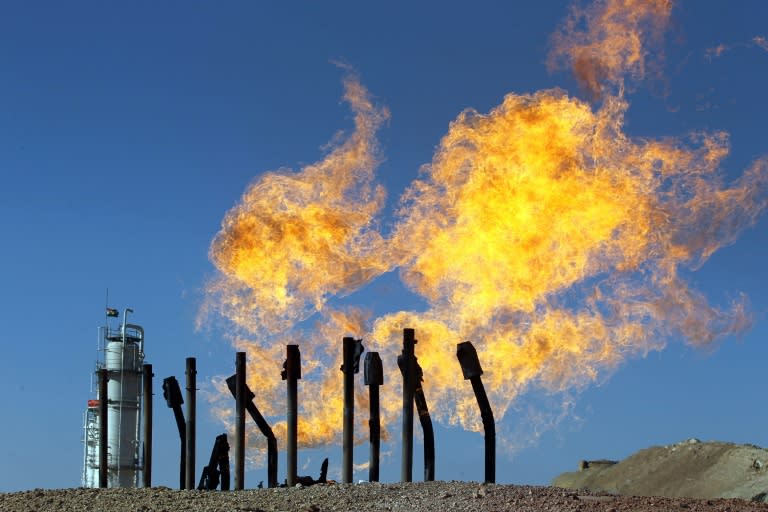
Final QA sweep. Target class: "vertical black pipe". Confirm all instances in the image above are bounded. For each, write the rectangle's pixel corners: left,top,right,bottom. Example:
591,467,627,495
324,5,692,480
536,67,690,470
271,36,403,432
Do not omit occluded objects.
219,433,231,491
234,352,246,490
174,411,186,489
198,433,230,490
265,428,278,488
369,383,381,481
399,355,435,482
471,377,495,483
98,368,109,488
414,383,435,481
185,357,197,489
162,376,186,490
341,337,355,483
400,328,416,482
142,364,153,488
456,341,496,483
225,376,279,488
364,352,383,482
283,344,301,486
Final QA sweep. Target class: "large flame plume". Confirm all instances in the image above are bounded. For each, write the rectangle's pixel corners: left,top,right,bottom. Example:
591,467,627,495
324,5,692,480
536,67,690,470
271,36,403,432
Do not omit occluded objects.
384,91,766,432
202,0,768,468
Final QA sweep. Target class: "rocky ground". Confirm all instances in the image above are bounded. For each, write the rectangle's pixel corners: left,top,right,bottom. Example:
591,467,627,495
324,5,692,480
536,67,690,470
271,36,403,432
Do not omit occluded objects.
7,440,768,511
3,482,768,512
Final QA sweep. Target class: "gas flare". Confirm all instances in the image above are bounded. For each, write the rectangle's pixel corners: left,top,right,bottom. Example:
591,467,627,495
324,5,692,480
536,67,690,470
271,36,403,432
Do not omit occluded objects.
202,0,768,467
385,89,766,432
548,0,672,97
200,73,389,335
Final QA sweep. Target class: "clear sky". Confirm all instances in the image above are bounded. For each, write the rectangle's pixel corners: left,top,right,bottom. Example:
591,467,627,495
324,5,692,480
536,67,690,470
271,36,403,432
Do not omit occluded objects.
1,0,767,492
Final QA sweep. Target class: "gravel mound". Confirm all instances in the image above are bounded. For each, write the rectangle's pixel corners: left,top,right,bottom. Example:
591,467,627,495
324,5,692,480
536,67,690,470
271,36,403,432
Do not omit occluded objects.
3,482,768,512
553,439,768,501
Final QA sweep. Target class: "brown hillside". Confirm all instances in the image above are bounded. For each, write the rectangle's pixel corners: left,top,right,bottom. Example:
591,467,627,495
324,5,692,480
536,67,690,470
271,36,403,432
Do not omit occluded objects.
553,439,768,501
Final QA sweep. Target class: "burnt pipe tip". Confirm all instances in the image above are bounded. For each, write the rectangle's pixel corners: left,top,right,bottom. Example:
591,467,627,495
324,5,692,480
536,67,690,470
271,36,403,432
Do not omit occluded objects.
225,375,255,402
364,352,383,386
456,341,483,380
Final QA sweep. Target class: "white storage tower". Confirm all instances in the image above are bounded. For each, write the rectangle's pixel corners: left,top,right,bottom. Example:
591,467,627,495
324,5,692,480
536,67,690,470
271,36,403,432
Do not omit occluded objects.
82,309,146,487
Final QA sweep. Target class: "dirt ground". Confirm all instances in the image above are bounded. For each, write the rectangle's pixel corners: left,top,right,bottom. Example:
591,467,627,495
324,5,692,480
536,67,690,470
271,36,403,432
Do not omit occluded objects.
5,440,768,511
2,481,768,512
553,439,768,502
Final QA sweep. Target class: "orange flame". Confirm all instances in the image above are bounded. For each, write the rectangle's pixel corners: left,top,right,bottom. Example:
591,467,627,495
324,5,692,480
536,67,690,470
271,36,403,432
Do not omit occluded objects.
548,0,673,97
385,89,766,432
202,0,768,466
200,73,390,335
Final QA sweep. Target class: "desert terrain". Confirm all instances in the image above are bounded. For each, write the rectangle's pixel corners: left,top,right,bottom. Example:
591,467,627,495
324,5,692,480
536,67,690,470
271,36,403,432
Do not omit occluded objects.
4,440,768,511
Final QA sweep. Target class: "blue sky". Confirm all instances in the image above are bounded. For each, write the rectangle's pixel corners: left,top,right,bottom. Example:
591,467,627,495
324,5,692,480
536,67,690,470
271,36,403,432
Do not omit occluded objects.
1,1,767,491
